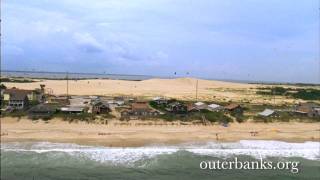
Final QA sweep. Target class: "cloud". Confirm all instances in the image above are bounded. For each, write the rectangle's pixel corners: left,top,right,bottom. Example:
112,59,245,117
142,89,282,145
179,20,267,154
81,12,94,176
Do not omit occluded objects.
2,0,318,83
73,32,104,53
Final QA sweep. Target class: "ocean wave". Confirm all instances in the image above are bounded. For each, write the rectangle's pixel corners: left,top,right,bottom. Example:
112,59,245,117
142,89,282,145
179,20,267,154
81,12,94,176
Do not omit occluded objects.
1,140,320,165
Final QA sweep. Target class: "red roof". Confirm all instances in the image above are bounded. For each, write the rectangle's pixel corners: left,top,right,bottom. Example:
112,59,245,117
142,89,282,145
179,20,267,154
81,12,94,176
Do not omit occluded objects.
132,102,150,110
225,104,240,110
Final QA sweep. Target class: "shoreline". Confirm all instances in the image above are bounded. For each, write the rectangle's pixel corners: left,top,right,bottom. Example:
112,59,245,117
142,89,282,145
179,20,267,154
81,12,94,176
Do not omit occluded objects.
1,118,319,147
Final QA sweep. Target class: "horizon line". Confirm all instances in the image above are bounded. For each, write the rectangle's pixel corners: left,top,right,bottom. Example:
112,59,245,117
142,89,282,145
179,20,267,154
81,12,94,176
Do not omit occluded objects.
1,69,319,85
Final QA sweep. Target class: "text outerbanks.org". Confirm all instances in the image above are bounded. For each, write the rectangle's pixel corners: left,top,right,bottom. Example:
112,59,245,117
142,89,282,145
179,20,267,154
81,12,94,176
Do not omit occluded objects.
200,157,300,174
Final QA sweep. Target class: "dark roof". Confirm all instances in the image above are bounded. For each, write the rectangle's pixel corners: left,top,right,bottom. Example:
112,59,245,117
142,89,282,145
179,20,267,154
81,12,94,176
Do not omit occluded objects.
4,88,33,94
9,92,28,101
5,88,33,101
92,101,110,107
168,102,183,107
29,104,57,113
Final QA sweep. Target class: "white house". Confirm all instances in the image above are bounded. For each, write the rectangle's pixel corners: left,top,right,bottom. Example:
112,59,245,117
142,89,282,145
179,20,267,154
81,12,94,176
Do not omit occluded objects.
207,104,223,112
194,102,207,110
258,109,276,117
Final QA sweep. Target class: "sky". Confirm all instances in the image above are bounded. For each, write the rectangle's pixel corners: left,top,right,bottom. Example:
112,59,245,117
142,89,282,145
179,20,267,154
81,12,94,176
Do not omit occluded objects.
2,0,319,83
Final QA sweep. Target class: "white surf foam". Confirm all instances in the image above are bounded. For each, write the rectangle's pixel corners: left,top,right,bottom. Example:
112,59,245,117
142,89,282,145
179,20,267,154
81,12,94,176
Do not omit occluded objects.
2,140,320,164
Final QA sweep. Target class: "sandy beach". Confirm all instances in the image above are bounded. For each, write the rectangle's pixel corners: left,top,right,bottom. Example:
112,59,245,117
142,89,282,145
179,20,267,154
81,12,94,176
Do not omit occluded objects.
1,117,319,147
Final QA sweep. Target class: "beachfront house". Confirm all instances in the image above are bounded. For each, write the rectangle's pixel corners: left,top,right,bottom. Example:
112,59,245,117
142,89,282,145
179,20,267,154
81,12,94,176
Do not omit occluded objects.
48,95,70,105
293,103,320,118
258,109,277,117
207,104,223,112
224,103,243,114
186,103,198,112
4,88,42,102
152,97,168,105
8,91,29,110
166,102,187,114
69,96,92,107
121,101,159,119
194,102,207,110
92,101,111,114
106,99,125,108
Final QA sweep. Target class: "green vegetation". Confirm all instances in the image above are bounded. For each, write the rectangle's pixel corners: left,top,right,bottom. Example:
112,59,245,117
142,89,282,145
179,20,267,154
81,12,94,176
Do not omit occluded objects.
256,86,287,95
193,109,232,123
231,112,245,123
101,113,116,119
159,110,232,123
256,87,320,100
55,112,95,122
29,100,40,106
1,110,27,118
291,89,320,100
159,113,178,121
0,78,36,83
0,84,6,89
149,101,167,111
252,111,320,123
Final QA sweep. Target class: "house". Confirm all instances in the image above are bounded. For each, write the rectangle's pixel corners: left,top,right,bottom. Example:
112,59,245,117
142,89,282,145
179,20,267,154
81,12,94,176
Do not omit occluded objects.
258,109,277,117
207,104,223,112
92,101,111,114
28,104,58,118
166,102,187,114
60,106,84,113
106,99,125,108
224,103,243,114
194,102,207,110
4,86,44,102
294,103,320,118
152,97,168,105
186,103,198,112
48,96,69,105
69,96,92,108
121,101,159,119
8,91,29,110
0,84,6,98
114,97,125,106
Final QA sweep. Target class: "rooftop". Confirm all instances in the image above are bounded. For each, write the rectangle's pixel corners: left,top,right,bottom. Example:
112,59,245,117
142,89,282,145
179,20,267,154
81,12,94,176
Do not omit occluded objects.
9,91,28,101
258,109,275,117
132,102,150,110
225,104,240,110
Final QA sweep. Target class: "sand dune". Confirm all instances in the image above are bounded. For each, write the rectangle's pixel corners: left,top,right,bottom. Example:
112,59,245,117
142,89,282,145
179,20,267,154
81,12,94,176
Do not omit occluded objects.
4,78,259,102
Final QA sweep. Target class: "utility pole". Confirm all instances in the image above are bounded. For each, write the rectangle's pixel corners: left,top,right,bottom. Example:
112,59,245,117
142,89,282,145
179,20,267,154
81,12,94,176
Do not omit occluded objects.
272,86,275,105
196,79,198,101
66,71,69,99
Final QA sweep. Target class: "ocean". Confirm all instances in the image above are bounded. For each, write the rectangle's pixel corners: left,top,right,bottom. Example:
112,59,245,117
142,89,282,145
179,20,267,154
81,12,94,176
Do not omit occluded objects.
1,140,320,180
3,70,319,85
1,70,154,81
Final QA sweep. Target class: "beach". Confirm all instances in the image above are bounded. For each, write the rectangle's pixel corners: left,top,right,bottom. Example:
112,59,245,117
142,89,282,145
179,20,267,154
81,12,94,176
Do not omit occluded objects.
2,118,320,179
1,117,319,147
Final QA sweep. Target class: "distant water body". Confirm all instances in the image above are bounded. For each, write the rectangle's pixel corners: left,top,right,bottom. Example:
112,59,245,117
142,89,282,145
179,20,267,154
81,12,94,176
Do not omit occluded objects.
1,70,154,81
1,140,320,180
1,70,319,85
